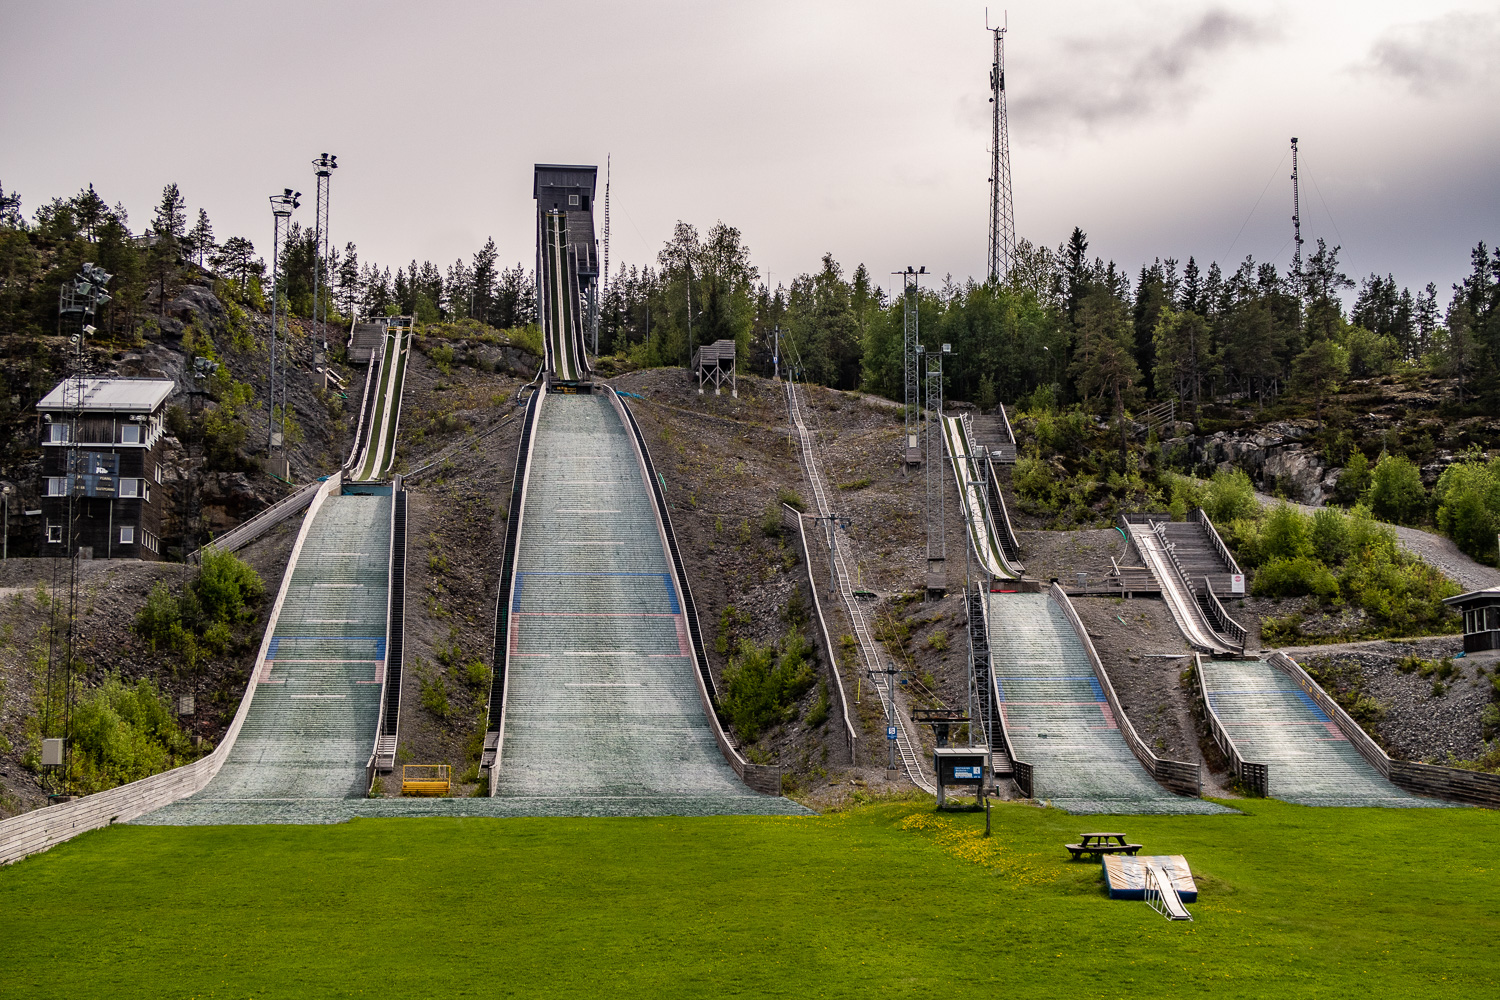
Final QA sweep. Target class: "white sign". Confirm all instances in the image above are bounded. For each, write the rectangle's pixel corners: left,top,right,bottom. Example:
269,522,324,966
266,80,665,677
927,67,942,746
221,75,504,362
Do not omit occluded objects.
1231,573,1246,595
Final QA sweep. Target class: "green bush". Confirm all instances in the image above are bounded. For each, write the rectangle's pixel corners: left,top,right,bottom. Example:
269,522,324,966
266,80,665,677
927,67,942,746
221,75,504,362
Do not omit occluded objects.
1335,450,1371,506
1253,556,1339,600
1310,508,1352,564
31,674,203,794
1367,454,1426,525
720,628,816,742
1260,504,1313,562
1202,469,1259,524
195,547,265,624
1013,455,1059,511
1435,457,1500,562
805,680,831,729
777,488,807,512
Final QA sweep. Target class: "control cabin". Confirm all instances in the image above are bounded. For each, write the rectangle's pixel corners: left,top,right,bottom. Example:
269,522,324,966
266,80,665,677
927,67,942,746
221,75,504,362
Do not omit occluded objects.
1444,586,1500,653
37,377,173,560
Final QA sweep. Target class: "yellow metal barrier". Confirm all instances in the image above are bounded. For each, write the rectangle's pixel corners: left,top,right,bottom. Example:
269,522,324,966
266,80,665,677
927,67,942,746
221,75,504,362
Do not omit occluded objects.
400,764,451,797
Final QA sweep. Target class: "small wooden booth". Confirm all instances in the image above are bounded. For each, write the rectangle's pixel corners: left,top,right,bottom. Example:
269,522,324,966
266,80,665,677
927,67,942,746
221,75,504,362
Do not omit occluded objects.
1443,586,1500,653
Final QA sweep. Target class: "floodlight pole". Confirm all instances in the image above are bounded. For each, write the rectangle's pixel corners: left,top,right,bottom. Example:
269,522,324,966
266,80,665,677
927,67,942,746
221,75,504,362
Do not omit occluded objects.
311,153,338,349
268,190,299,454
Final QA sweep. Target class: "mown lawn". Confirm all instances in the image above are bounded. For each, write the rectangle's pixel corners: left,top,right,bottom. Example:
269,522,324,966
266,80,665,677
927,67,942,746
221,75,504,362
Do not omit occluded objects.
1,797,1496,998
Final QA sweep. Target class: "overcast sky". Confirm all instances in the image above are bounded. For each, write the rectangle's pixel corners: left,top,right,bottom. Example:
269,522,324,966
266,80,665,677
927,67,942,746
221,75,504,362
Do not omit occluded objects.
3,1,1497,302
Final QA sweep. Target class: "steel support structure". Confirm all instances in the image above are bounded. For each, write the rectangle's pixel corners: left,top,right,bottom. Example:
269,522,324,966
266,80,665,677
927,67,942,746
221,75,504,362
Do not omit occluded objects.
268,190,299,454
987,21,1016,283
1290,137,1304,303
311,153,337,346
897,267,925,463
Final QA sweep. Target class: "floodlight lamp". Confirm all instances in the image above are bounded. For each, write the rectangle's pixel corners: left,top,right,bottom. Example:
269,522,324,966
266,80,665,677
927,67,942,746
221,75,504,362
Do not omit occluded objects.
916,345,925,354
82,325,96,335
942,343,951,354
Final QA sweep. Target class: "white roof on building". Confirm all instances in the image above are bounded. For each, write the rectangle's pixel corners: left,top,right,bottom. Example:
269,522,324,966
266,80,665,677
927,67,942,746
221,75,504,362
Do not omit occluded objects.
38,377,175,413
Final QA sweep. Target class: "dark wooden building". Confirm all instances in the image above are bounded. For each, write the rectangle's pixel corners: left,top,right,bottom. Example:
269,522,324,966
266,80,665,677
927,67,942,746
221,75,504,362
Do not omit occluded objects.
1443,586,1500,653
37,377,173,560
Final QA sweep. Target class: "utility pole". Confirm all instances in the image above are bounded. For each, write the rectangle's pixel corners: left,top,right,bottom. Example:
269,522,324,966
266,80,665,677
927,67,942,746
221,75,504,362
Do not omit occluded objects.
895,266,926,465
987,12,1016,283
311,153,337,348
871,662,906,777
772,324,781,382
1290,137,1304,304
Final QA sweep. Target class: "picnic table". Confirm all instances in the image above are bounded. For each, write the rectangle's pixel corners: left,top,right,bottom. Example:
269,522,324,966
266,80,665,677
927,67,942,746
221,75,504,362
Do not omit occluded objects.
1065,832,1143,860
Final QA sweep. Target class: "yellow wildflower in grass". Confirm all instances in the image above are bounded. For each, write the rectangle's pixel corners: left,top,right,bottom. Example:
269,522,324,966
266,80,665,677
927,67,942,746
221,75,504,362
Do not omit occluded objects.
898,810,1060,886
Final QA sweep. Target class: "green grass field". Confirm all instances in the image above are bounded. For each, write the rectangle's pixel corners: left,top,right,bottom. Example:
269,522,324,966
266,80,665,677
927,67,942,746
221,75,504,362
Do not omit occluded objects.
2,797,1496,998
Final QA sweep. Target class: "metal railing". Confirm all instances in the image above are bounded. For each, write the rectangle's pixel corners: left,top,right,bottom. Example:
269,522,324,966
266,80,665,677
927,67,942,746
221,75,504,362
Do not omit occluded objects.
1191,506,1244,578
783,504,859,762
482,389,543,780
785,376,933,793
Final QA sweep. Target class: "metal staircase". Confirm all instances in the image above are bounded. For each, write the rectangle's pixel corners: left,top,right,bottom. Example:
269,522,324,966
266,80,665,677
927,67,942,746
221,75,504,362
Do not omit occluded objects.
965,584,1012,776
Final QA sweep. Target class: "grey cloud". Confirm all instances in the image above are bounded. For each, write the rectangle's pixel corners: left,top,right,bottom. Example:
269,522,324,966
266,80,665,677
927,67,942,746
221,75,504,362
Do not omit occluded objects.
1010,8,1276,135
1358,11,1500,97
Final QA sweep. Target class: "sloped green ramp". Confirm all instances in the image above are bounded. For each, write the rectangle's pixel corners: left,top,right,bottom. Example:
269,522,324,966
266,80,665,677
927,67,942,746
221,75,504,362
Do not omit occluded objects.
988,593,1228,815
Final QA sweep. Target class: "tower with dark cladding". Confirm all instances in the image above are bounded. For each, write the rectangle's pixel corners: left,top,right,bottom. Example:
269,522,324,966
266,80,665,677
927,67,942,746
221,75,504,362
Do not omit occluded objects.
534,164,600,357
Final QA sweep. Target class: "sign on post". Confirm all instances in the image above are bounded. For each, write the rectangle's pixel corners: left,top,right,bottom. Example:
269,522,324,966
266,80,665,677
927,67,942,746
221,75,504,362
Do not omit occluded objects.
886,725,898,741
1231,573,1245,595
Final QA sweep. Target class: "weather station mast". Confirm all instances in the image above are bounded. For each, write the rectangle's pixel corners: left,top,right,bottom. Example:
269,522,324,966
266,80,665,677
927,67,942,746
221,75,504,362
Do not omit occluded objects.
987,11,1016,283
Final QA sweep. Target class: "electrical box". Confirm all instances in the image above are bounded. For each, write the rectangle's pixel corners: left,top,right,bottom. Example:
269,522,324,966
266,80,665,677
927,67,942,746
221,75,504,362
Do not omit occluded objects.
42,738,63,767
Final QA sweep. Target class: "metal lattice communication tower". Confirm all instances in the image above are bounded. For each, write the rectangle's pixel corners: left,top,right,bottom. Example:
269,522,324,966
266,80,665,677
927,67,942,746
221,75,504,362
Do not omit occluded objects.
896,266,925,464
311,153,337,345
1289,137,1304,300
987,18,1016,283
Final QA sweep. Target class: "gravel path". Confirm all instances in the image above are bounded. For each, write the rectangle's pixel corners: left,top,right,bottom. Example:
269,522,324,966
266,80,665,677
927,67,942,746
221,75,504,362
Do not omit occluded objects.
1255,492,1500,593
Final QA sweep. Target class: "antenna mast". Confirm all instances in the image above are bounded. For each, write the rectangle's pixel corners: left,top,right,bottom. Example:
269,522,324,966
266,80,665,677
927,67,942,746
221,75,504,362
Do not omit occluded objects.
1290,137,1303,297
987,12,1016,283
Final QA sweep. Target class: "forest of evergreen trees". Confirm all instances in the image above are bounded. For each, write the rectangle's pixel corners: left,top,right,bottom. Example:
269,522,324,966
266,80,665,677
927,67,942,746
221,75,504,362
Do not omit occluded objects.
3,178,1497,423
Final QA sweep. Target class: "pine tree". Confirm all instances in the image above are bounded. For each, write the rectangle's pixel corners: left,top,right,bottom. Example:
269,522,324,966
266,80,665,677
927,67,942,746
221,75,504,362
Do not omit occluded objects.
1070,285,1141,465
211,236,259,288
337,242,360,317
471,238,498,324
148,183,188,316
186,208,214,268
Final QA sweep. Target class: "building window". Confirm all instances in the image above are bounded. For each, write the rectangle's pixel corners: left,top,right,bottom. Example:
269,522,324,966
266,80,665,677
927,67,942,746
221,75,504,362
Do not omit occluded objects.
121,424,141,444
119,525,135,545
144,483,151,503
155,464,163,484
119,479,139,498
46,525,62,544
46,477,67,497
568,194,580,206
47,424,69,444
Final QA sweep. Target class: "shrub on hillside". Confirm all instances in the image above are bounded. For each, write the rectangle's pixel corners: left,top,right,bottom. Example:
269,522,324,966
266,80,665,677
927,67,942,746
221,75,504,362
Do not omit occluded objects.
1435,456,1500,563
26,674,203,794
1367,454,1426,525
1253,556,1339,600
1334,450,1372,506
720,628,816,742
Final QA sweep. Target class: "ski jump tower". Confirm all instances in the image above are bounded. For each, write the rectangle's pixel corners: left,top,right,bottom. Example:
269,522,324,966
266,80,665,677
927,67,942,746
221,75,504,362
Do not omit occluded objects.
534,164,601,368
